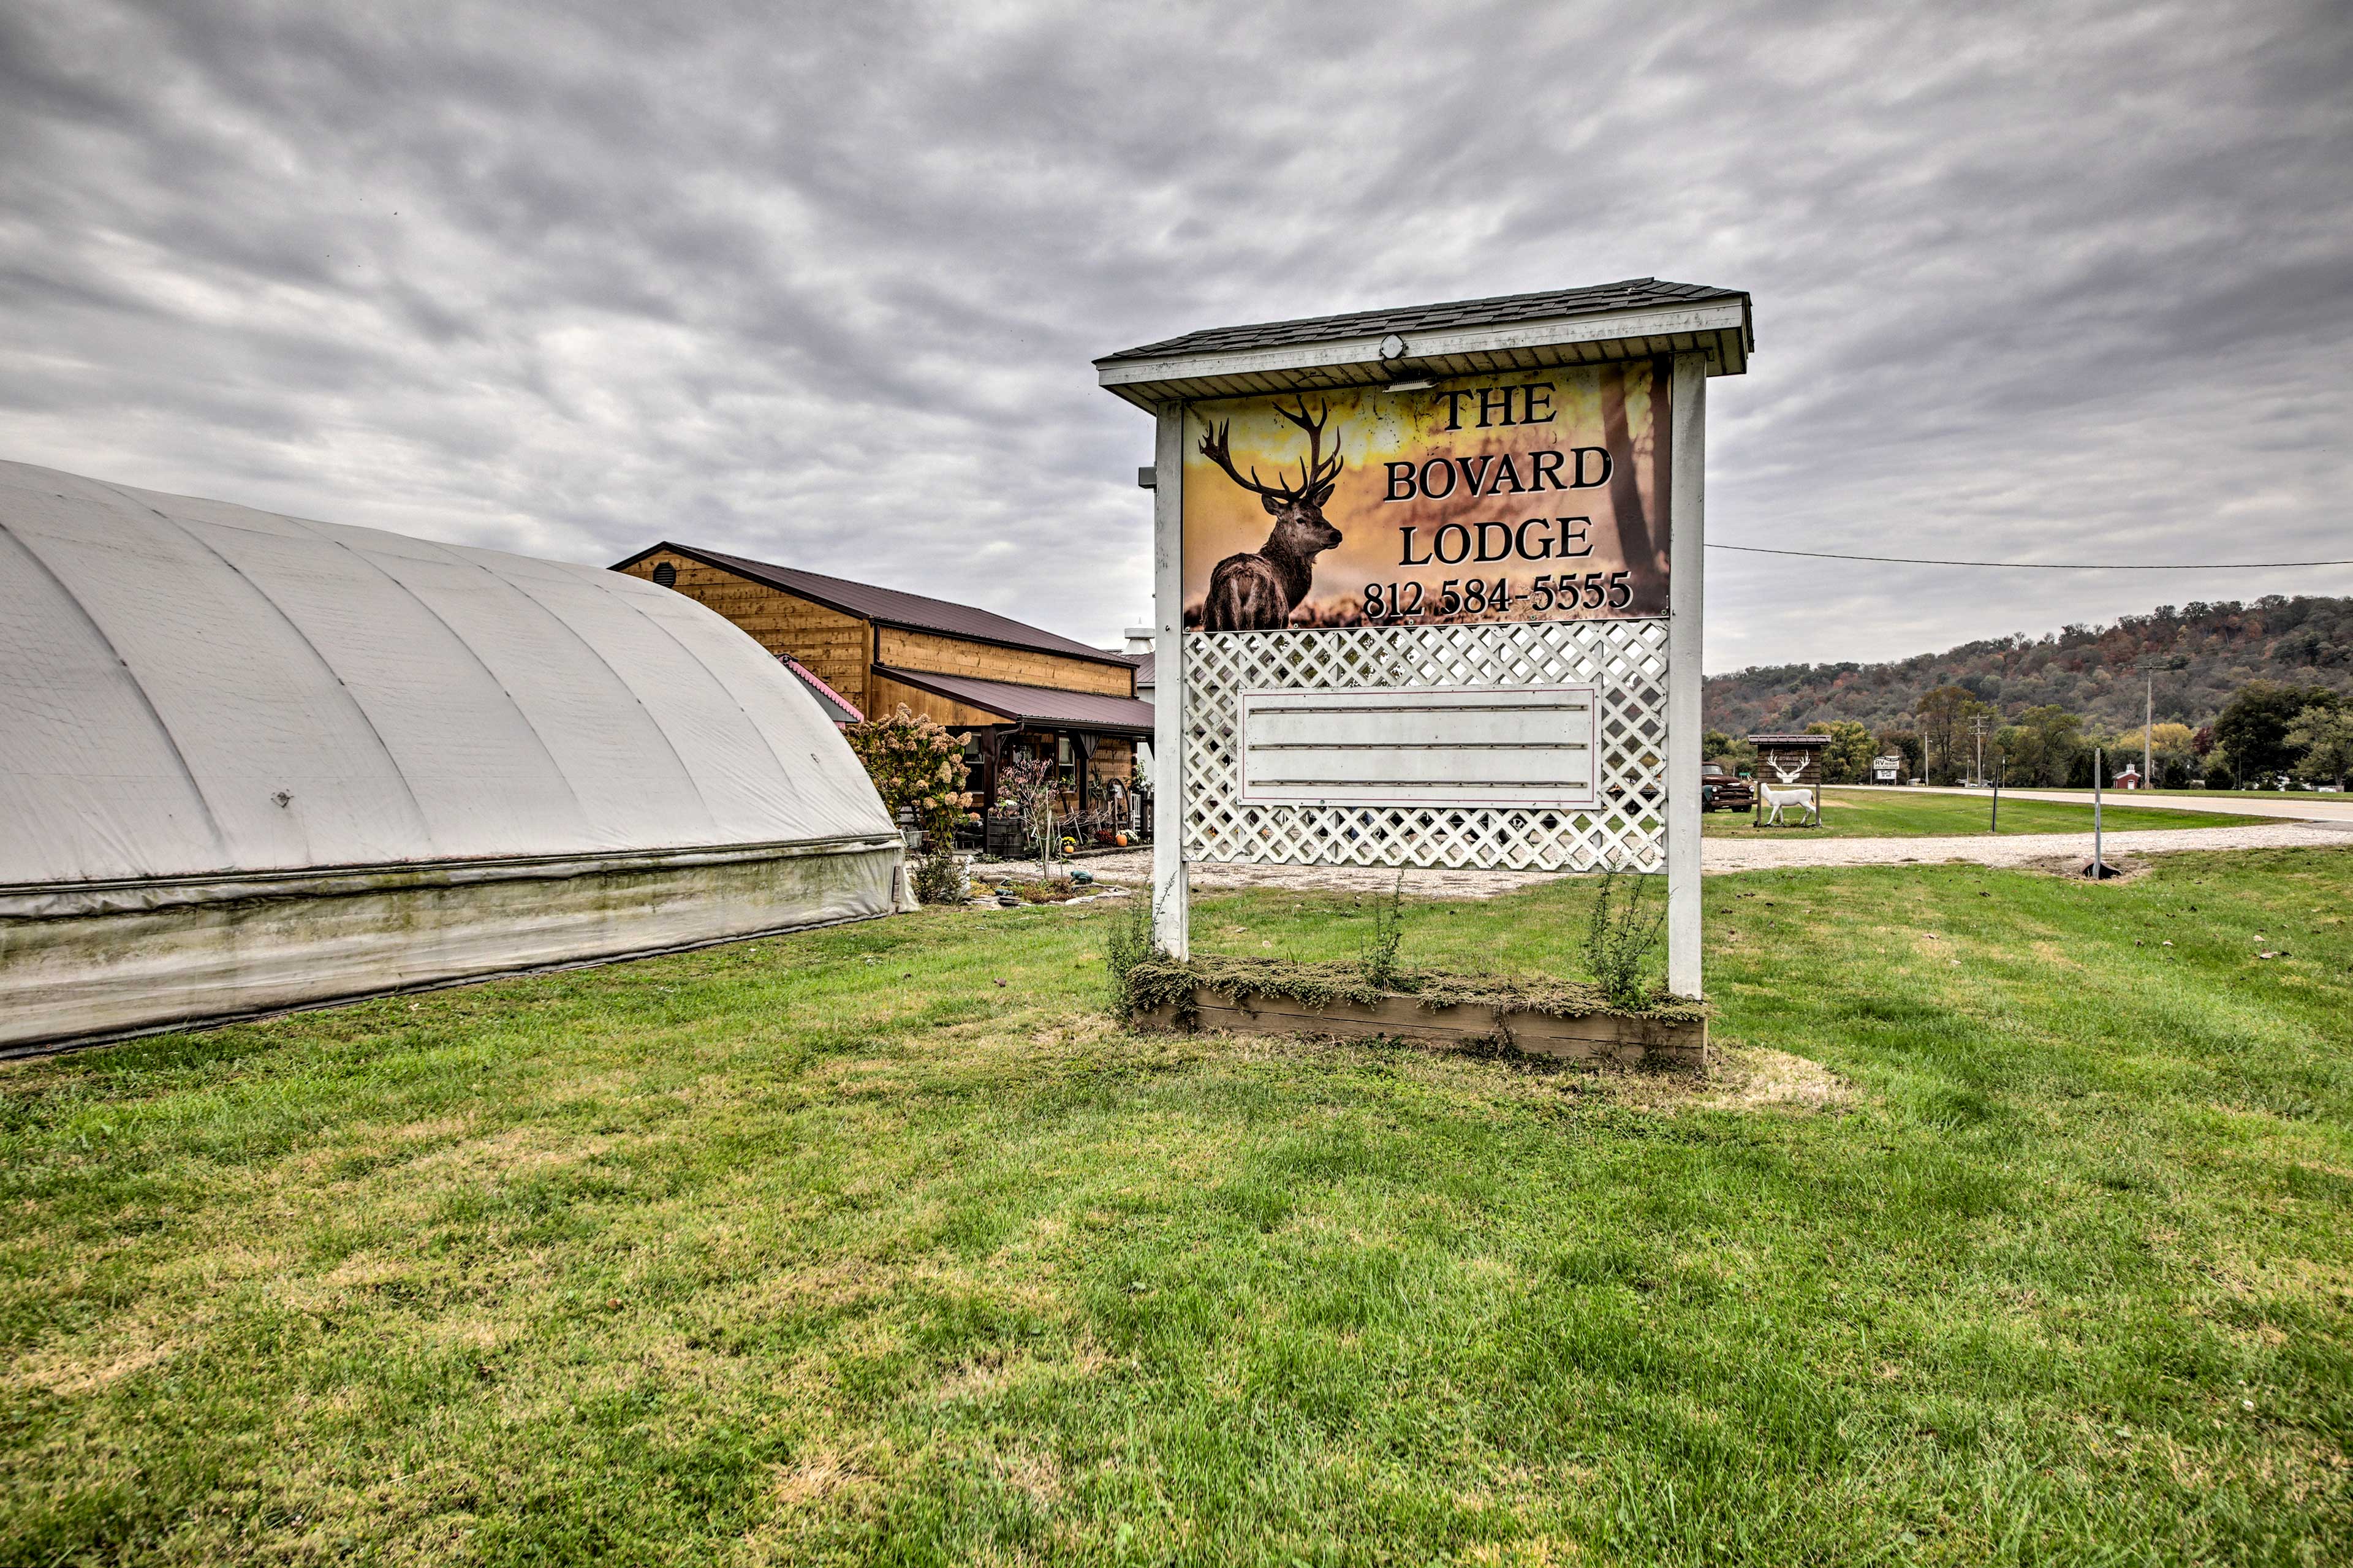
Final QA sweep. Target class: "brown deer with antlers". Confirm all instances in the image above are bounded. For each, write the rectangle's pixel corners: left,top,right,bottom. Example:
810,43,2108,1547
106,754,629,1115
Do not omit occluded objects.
1198,400,1344,632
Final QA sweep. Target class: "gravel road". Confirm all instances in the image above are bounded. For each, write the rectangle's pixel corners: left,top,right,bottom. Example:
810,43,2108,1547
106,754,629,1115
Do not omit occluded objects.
1701,819,2352,872
1847,784,2353,824
1008,819,2352,899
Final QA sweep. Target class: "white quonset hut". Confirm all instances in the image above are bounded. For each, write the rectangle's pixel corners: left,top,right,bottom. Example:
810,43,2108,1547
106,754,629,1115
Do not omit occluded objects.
0,460,904,1053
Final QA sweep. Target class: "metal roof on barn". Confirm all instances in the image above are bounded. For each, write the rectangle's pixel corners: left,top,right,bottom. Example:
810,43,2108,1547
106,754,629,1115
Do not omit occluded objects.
613,542,1130,668
1095,277,1752,409
874,667,1156,735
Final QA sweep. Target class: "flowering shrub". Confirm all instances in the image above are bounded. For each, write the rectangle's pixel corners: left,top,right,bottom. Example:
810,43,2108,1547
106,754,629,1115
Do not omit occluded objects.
843,705,974,844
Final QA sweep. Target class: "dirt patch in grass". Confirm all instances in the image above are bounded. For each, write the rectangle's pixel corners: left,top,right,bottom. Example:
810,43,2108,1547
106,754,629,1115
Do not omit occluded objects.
6,1337,176,1397
990,1444,1066,1506
770,1448,881,1513
1693,1045,1856,1113
2018,852,2154,882
932,1341,1109,1406
1567,1042,1855,1115
1199,1028,1847,1120
401,1122,601,1176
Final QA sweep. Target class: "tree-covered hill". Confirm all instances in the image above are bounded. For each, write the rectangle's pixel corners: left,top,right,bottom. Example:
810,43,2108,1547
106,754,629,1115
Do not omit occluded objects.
1706,595,2353,737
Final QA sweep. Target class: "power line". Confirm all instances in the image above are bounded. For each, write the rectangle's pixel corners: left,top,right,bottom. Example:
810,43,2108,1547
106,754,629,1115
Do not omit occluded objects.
1705,543,2353,569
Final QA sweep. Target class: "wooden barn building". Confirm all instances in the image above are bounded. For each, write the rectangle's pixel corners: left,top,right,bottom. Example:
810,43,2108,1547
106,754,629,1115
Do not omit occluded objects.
612,543,1154,819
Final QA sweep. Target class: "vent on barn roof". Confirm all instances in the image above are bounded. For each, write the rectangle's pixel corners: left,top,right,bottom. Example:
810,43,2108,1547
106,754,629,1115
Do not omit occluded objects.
653,561,676,587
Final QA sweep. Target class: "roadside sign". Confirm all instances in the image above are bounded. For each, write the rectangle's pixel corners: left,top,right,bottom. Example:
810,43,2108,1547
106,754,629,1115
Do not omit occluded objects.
1097,281,1753,998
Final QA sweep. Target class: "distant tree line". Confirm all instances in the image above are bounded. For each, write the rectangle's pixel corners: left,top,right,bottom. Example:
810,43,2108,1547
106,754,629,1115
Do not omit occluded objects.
1705,595,2353,740
1708,681,2350,791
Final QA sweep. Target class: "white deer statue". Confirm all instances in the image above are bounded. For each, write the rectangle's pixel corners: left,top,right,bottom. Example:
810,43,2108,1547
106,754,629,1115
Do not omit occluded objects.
1759,753,1819,827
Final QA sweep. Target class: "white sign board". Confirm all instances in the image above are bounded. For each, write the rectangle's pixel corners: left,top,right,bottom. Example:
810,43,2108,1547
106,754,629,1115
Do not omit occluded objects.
1240,685,1597,806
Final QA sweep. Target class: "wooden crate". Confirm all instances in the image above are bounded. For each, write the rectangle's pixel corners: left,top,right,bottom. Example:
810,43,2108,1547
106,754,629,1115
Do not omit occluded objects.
1139,985,1705,1070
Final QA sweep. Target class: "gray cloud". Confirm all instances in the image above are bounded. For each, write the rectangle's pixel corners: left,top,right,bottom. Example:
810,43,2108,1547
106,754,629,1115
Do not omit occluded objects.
2,0,2347,670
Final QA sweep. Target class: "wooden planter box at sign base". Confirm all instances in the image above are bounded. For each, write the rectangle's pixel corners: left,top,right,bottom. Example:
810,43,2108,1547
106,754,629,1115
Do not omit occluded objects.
1139,986,1706,1070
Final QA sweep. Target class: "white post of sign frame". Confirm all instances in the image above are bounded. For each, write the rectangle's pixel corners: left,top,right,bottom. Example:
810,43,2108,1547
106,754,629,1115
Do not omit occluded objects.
1665,352,1707,996
1150,403,1190,956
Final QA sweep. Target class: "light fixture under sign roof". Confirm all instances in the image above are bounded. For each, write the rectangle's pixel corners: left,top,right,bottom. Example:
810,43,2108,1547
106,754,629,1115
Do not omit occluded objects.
1386,376,1435,392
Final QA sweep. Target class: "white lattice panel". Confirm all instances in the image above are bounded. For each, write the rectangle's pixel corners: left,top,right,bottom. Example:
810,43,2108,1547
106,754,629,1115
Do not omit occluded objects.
1183,620,1670,871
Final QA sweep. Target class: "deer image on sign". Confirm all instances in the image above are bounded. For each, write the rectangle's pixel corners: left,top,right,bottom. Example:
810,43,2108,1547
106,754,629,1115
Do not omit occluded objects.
1197,401,1346,632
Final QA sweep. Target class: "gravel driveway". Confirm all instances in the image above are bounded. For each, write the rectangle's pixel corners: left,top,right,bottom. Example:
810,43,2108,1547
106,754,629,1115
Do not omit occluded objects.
1702,819,2352,872
1009,819,2352,899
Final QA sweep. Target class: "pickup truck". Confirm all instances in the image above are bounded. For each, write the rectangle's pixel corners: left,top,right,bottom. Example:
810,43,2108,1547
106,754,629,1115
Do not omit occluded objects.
1700,761,1754,813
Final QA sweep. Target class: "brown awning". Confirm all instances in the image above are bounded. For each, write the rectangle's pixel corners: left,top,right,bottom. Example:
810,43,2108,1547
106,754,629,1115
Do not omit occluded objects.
874,667,1154,735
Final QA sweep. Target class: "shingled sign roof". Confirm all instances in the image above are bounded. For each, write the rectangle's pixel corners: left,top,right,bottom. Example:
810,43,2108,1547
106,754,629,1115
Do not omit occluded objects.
613,542,1129,668
1097,278,1747,363
1094,277,1753,409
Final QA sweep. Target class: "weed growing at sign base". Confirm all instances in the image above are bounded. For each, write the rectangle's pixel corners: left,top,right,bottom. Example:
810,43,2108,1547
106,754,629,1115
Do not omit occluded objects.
1584,867,1669,1006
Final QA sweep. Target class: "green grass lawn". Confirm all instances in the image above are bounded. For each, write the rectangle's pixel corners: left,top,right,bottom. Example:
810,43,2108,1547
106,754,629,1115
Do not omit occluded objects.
1705,787,2272,838
6,850,2351,1565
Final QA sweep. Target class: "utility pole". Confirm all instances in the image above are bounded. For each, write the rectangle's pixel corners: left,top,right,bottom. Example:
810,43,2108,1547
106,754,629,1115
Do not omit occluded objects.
1969,714,1993,787
2132,659,2161,790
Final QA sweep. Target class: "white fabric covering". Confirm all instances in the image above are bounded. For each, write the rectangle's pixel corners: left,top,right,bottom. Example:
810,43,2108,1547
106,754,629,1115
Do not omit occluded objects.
0,459,896,888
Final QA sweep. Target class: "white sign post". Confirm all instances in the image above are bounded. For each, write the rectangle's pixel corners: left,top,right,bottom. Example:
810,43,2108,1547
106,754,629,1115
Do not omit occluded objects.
1150,404,1191,956
1665,351,1707,996
1099,282,1751,996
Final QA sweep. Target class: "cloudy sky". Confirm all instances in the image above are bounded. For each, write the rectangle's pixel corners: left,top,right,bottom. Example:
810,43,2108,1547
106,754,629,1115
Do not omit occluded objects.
3,1,2348,672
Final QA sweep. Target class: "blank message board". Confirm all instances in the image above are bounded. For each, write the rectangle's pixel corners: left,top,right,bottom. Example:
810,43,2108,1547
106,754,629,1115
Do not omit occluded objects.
1238,684,1599,808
